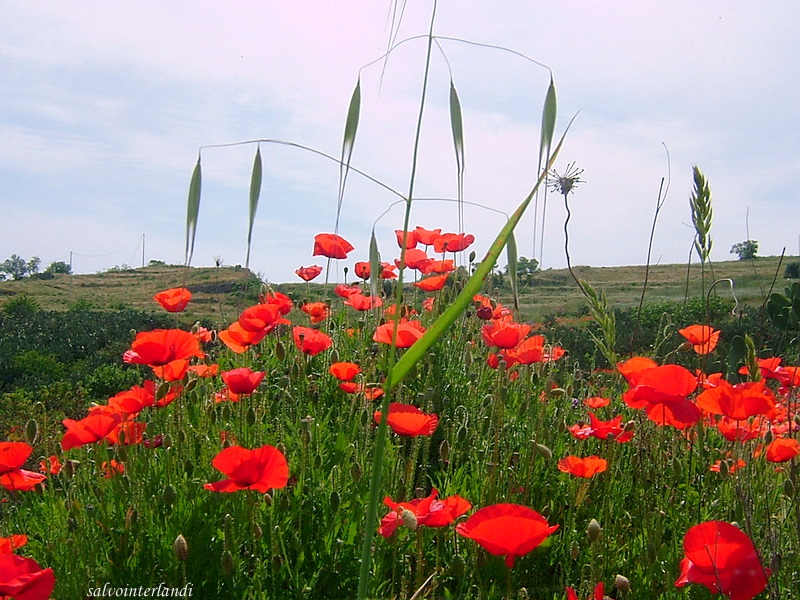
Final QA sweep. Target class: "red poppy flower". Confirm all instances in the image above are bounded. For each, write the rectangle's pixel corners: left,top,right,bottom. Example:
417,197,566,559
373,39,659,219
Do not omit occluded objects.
379,488,472,537
679,324,720,354
39,456,62,476
374,403,438,437
0,553,56,600
334,284,361,298
738,357,788,383
568,413,633,443
397,248,431,271
123,329,205,367
413,226,442,247
193,326,213,343
263,291,294,315
188,363,219,378
583,396,610,408
414,273,449,292
153,287,192,313
616,356,659,387
0,535,27,554
345,293,383,311
696,380,776,421
0,468,46,492
566,582,605,600
373,320,426,348
623,364,700,428
394,229,418,249
710,458,746,474
292,326,333,356
105,421,147,446
218,322,269,354
433,232,474,253
301,301,330,323
675,521,769,600
103,381,157,417
329,362,361,381
61,413,124,451
456,503,559,568
715,415,766,442
221,367,266,395
557,455,608,478
765,438,800,463
151,358,191,382
204,445,289,493
153,383,183,408
102,459,125,478
422,297,434,312
295,265,323,282
0,443,33,475
313,233,354,259
481,321,531,349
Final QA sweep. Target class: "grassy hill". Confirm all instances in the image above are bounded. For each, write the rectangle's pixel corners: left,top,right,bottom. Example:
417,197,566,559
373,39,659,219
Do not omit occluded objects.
0,256,796,324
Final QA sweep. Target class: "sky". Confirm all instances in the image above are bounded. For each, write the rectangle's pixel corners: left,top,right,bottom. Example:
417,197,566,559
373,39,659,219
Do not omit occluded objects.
2,1,798,283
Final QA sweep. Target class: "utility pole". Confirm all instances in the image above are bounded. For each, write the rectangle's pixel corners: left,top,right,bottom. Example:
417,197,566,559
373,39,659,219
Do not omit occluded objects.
142,233,145,268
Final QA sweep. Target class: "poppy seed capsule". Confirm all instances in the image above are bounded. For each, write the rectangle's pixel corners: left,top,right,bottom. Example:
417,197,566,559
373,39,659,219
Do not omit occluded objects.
587,518,602,542
221,550,234,574
173,534,188,561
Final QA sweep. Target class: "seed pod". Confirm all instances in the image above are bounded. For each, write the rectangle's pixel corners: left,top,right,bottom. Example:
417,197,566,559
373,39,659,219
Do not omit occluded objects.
252,523,263,540
173,534,188,561
784,478,795,498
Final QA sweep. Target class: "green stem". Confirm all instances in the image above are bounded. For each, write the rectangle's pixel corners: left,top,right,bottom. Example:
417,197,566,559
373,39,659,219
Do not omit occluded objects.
357,3,438,598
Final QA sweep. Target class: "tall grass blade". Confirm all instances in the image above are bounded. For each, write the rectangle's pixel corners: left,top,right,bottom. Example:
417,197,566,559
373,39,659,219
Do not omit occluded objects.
184,155,202,267
449,80,465,232
336,79,362,232
245,146,263,269
507,230,519,313
385,121,572,392
539,76,557,165
368,230,382,301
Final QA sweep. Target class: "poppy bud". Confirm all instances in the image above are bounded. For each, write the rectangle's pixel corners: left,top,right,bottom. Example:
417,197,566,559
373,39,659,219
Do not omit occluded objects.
252,523,263,540
570,541,580,560
173,534,189,561
329,491,340,514
535,443,553,460
221,549,235,574
162,434,173,449
784,478,795,498
587,518,602,542
794,414,800,427
162,484,178,507
350,462,362,482
763,429,773,444
517,588,529,599
448,555,465,577
400,509,419,531
614,574,631,593
185,378,198,393
25,419,39,445
439,440,450,463
624,420,636,432
65,459,81,478
719,461,729,476
678,341,694,352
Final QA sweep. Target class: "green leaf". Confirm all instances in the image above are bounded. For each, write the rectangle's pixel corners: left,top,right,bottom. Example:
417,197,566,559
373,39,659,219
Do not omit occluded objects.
385,117,573,392
538,76,557,170
507,231,519,313
368,230,382,300
449,80,466,231
184,155,202,266
336,78,361,231
245,145,263,269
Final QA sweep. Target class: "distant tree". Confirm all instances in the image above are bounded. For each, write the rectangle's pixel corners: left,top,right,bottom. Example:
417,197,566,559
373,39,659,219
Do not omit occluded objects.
0,254,40,280
504,256,540,282
148,259,166,267
730,240,758,260
44,261,72,275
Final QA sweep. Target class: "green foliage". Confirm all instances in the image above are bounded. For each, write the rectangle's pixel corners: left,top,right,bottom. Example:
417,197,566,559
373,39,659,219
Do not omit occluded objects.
0,254,40,280
2,293,40,317
44,260,72,275
783,261,800,279
730,239,758,260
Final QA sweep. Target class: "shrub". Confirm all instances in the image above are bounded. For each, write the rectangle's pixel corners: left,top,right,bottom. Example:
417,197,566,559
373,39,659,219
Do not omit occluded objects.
784,261,800,279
